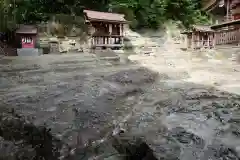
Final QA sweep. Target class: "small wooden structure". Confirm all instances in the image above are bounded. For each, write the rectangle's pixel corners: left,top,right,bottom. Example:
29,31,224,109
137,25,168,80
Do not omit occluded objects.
180,0,240,50
15,25,42,56
209,0,240,46
181,25,215,49
15,25,37,49
83,10,127,50
211,19,240,45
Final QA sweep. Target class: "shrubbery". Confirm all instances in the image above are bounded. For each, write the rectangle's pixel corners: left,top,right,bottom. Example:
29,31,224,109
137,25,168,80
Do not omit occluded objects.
0,0,209,31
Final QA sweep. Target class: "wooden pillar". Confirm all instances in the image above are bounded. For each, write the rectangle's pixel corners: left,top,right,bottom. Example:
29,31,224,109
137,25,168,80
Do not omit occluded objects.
191,33,194,49
207,33,210,49
121,24,124,46
121,24,124,36
184,35,188,48
200,34,202,48
237,27,240,46
198,32,201,48
196,32,199,48
226,0,230,21
91,37,93,48
109,23,112,44
212,33,216,48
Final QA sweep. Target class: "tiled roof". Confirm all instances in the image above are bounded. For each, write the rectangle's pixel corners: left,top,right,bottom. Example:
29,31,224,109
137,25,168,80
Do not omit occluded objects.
193,25,214,32
16,25,37,34
181,25,214,34
83,10,127,23
211,19,240,29
202,0,220,11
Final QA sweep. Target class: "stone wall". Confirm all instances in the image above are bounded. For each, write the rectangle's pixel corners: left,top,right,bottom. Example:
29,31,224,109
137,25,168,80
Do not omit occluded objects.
17,48,42,56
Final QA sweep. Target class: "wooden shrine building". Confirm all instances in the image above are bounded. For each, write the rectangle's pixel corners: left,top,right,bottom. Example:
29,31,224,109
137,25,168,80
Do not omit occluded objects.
181,0,240,50
181,25,215,49
83,10,127,50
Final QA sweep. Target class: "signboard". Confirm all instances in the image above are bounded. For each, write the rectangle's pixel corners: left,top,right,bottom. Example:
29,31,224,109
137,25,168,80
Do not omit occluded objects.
21,37,34,48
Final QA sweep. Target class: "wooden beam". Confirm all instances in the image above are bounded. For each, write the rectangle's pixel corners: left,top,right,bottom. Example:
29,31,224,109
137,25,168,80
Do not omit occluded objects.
226,0,230,21
191,33,194,49
121,24,124,45
211,19,240,29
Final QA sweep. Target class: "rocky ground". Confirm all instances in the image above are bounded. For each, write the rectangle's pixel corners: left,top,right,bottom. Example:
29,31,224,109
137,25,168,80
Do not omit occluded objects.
1,40,240,160
126,39,240,160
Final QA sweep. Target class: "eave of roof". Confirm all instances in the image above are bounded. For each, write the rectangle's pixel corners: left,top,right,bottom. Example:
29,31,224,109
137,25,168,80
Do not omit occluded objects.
87,18,128,23
203,0,221,12
181,31,192,34
84,10,127,23
16,25,37,34
193,25,214,32
181,25,214,34
211,19,240,29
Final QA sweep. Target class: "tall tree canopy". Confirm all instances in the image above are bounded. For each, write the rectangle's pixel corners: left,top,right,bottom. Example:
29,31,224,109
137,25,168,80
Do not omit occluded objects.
0,0,209,31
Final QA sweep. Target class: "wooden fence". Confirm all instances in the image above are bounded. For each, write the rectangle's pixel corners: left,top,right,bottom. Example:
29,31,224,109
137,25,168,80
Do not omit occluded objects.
215,28,239,45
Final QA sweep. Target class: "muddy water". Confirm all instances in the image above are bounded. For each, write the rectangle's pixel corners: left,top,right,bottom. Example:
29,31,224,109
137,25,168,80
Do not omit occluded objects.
0,50,240,159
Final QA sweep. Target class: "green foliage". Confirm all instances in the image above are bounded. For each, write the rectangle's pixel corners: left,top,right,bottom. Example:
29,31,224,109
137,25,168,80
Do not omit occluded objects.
109,0,209,29
0,0,209,31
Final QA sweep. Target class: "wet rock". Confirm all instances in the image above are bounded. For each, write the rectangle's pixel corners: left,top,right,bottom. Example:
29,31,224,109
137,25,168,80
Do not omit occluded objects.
1,64,41,73
0,77,13,88
213,109,231,124
212,102,225,109
73,109,108,129
170,127,205,148
153,99,173,108
150,135,181,160
228,124,240,137
105,67,158,85
0,138,36,160
112,135,158,160
228,115,240,124
202,143,240,160
0,110,62,160
186,91,220,100
77,46,84,52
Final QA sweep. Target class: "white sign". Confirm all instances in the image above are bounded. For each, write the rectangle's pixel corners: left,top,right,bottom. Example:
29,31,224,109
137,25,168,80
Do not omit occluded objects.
22,37,33,44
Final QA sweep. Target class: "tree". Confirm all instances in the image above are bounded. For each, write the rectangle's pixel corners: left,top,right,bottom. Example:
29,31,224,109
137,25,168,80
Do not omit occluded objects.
0,0,209,32
109,0,209,29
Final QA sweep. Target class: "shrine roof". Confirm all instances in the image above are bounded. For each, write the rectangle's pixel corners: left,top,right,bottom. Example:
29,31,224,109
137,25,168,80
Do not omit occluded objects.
16,25,37,34
193,25,214,32
181,25,214,34
83,10,127,23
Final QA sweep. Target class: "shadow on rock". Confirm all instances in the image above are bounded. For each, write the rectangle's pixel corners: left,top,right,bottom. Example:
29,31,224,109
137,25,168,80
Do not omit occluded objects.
0,109,62,160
